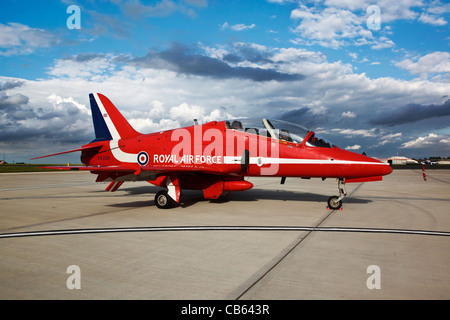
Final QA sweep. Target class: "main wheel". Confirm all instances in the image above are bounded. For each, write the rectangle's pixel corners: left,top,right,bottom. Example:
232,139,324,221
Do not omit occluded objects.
155,190,174,209
327,196,342,210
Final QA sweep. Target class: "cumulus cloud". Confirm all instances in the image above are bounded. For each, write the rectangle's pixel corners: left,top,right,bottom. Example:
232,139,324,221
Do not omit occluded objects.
345,144,361,150
47,53,117,80
47,94,90,115
221,22,256,31
378,132,402,146
395,51,450,79
418,12,447,25
0,92,32,122
0,81,32,124
418,0,449,26
329,128,380,138
0,80,92,147
0,23,59,56
401,133,450,153
342,111,356,118
287,1,405,49
322,0,423,22
290,5,373,48
286,0,449,49
128,100,233,133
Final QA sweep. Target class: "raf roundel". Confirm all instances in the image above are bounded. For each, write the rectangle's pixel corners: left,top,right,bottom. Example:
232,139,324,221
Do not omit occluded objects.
137,151,149,166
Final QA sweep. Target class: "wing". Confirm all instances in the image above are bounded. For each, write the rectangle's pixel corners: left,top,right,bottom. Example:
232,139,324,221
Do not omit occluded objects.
40,165,136,172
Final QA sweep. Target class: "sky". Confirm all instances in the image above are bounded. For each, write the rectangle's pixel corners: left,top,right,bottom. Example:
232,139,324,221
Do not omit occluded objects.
0,0,449,163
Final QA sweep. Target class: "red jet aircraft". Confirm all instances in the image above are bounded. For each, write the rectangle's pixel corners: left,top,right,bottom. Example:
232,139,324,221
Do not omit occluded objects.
32,93,392,209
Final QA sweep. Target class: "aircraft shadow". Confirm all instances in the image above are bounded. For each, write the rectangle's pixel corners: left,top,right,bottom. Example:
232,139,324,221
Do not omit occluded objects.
208,189,370,205
107,186,371,208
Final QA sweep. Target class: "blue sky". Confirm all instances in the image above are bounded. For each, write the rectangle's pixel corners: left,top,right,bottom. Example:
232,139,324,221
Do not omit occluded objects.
1,0,450,163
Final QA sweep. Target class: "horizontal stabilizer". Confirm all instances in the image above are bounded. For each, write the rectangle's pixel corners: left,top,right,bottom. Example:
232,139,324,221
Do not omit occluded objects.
40,165,136,172
30,145,101,160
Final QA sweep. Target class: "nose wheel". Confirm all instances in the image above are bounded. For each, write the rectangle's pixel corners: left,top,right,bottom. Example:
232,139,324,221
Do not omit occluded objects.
327,178,346,210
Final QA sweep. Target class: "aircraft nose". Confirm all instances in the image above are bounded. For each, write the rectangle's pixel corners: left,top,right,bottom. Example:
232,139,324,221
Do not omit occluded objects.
335,148,393,178
355,152,392,177
380,162,393,176
368,156,392,176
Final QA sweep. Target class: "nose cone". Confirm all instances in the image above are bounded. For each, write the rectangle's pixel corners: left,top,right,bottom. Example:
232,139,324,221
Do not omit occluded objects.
359,153,392,177
374,157,392,176
334,147,392,178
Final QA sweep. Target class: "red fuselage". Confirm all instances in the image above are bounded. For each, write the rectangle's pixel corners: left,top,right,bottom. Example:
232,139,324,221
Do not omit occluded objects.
81,120,391,182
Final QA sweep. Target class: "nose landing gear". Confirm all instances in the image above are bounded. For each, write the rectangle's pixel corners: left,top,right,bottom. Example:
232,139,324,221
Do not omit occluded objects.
327,178,346,210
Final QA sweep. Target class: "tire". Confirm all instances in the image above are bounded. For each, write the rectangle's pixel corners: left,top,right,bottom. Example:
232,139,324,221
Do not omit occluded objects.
327,196,342,210
155,190,173,209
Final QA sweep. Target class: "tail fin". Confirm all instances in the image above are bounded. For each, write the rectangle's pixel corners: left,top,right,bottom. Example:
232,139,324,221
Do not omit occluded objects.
89,93,141,142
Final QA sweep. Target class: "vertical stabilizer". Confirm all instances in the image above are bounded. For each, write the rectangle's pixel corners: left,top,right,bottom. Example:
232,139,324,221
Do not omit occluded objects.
89,93,141,141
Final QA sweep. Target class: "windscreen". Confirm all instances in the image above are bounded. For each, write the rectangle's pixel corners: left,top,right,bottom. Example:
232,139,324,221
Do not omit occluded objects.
225,118,335,148
305,132,335,148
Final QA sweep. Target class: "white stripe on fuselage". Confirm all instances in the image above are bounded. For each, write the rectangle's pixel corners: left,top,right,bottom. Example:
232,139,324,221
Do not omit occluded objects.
223,156,387,166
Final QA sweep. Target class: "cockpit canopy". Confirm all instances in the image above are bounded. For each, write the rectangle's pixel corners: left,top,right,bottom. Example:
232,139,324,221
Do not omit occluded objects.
225,118,335,148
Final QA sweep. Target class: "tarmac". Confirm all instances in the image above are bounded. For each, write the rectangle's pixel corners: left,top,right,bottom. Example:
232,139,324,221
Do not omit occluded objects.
0,169,449,300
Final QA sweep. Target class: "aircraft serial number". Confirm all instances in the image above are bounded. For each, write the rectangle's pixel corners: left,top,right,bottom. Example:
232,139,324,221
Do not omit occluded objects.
97,155,110,161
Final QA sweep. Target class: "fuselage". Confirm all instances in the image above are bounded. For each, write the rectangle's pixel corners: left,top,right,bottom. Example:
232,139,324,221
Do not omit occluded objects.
81,118,392,180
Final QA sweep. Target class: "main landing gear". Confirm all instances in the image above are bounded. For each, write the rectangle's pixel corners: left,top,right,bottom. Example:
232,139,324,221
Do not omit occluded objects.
327,178,347,210
155,190,175,209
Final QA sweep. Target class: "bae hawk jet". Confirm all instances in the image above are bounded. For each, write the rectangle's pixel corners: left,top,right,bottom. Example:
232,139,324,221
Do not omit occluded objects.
32,93,392,209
